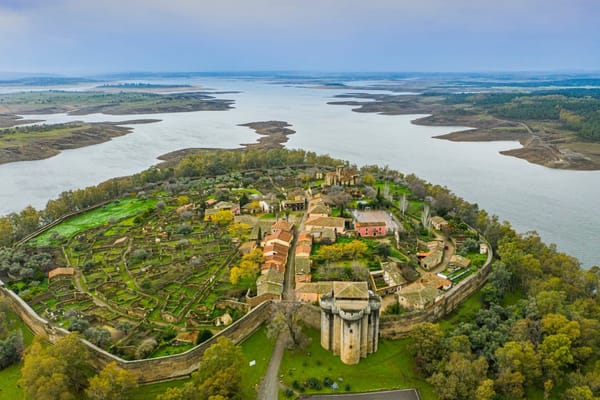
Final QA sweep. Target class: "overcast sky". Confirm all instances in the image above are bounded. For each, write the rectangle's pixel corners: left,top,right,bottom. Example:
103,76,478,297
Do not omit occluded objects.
1,0,599,74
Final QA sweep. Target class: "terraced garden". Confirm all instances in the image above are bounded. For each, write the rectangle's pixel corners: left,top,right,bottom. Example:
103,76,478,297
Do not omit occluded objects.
23,193,247,360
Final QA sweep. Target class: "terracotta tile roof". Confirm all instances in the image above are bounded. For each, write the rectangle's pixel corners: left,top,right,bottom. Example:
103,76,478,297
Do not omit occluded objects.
271,219,294,232
264,242,289,256
295,244,312,256
305,216,345,229
263,230,293,245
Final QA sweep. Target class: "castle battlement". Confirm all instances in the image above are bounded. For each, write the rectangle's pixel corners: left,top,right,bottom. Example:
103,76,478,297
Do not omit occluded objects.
319,281,381,365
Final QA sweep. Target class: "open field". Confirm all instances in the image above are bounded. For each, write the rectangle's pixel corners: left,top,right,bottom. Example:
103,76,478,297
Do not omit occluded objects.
279,328,437,399
0,308,35,400
33,197,158,245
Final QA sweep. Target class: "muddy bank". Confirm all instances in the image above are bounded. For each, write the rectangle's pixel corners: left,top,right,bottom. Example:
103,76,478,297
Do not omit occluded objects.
329,94,600,170
157,121,297,166
239,121,295,149
0,114,42,128
0,119,159,165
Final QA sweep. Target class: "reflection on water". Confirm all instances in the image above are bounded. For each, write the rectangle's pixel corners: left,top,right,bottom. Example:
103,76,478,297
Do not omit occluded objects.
0,79,598,267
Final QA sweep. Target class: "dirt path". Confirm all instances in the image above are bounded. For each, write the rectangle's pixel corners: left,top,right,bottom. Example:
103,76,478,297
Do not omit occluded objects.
257,331,287,400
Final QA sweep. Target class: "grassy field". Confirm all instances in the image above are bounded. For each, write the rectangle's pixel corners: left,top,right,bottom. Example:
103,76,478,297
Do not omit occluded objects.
438,291,483,333
32,197,157,245
240,326,277,399
130,326,276,400
0,309,35,400
278,328,437,399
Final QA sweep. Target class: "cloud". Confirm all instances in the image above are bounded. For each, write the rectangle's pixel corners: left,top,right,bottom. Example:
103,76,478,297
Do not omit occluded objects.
0,0,599,72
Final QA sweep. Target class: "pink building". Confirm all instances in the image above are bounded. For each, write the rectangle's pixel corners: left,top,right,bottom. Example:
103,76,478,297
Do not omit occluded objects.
355,221,386,237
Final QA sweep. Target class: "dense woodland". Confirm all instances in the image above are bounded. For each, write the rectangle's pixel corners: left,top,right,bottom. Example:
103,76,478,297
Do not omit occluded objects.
0,148,599,399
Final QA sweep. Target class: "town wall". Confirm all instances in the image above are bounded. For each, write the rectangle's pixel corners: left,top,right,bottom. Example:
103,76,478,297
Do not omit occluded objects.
0,282,274,383
379,243,494,339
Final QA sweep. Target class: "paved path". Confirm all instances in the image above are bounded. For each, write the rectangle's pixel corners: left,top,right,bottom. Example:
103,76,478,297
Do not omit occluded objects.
257,332,287,400
283,209,307,300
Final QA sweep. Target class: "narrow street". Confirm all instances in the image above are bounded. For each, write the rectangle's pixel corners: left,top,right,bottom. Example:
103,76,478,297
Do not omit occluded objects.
283,211,307,300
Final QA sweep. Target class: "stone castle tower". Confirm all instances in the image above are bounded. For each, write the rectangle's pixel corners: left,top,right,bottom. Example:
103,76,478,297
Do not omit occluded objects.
319,281,381,365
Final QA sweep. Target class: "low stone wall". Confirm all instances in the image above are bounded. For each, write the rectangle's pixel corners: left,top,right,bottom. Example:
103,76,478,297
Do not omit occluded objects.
379,243,494,339
0,282,274,383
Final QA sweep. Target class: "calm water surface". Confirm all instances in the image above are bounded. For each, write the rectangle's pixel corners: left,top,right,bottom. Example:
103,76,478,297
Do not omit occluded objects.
0,79,598,267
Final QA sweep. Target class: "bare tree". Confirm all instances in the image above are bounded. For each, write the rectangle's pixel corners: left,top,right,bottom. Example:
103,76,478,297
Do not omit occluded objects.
266,301,310,350
421,204,431,232
399,193,408,216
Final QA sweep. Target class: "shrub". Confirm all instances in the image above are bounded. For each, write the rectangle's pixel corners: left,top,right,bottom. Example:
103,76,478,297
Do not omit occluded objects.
83,260,94,271
136,338,158,359
196,329,213,344
284,388,294,398
84,327,111,347
306,377,322,390
68,317,90,332
176,224,193,235
131,249,149,261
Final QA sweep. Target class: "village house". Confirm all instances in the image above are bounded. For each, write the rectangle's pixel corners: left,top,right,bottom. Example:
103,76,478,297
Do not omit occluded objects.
449,254,471,270
479,242,489,254
271,219,294,234
355,221,386,237
311,228,337,244
417,241,445,270
398,283,441,310
246,269,285,306
295,281,333,303
324,165,360,186
263,242,289,258
295,257,312,283
430,216,449,231
262,230,293,248
305,216,346,235
307,201,330,219
294,231,313,283
352,210,400,237
213,201,240,215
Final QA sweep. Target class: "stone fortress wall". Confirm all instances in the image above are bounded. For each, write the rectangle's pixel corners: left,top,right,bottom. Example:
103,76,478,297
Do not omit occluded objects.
2,188,493,383
0,283,274,383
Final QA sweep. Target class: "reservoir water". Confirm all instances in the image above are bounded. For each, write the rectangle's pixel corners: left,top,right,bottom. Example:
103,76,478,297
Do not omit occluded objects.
0,78,598,268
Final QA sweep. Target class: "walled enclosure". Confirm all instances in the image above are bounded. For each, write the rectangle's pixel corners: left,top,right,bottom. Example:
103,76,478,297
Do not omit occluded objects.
1,233,492,383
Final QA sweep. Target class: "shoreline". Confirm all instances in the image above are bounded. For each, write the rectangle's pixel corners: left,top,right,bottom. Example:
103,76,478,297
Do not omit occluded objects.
329,95,600,171
157,120,296,166
0,119,160,165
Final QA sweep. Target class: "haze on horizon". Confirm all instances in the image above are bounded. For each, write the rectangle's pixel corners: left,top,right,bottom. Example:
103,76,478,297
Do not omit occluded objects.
0,0,599,75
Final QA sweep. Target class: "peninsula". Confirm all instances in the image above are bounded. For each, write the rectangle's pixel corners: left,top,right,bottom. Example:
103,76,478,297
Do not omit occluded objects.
329,90,600,170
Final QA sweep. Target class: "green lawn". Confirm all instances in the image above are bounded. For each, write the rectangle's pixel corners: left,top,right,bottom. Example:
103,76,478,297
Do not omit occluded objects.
438,291,483,333
240,326,277,399
0,363,24,400
32,197,157,245
0,308,36,400
279,328,437,399
131,326,275,400
130,378,189,400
